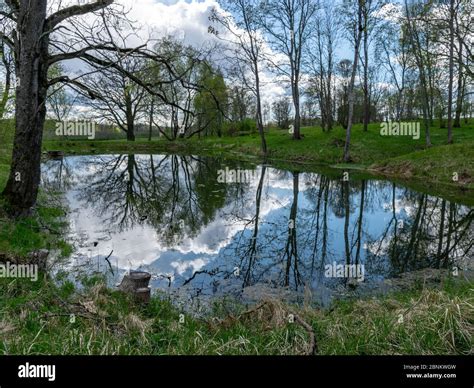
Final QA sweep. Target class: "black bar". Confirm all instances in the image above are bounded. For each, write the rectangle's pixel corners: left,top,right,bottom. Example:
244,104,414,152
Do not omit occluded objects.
0,356,472,387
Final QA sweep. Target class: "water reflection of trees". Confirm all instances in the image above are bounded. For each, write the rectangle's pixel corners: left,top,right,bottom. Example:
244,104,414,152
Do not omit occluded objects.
42,157,75,192
43,155,473,294
228,173,473,293
73,155,253,247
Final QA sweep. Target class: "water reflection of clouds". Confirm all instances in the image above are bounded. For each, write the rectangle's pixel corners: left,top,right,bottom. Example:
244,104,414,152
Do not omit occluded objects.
62,157,297,278
382,197,413,215
43,155,473,303
178,190,292,254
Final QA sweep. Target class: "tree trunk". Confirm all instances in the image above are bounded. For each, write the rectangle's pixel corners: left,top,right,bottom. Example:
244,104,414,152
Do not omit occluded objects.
255,73,267,155
292,69,302,140
405,3,432,147
447,0,455,144
343,180,351,271
294,95,301,139
363,24,369,132
454,36,463,128
125,92,135,141
343,10,363,163
327,67,333,131
1,0,49,217
127,124,136,141
243,166,266,287
317,34,327,131
284,172,299,287
148,98,154,141
354,180,365,265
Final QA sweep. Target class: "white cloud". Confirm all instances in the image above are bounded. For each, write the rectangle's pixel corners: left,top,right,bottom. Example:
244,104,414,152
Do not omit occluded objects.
121,0,288,104
123,0,221,48
41,1,290,111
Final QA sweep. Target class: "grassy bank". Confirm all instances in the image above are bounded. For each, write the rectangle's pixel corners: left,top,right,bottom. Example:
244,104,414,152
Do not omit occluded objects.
43,121,474,192
0,274,472,355
0,142,70,259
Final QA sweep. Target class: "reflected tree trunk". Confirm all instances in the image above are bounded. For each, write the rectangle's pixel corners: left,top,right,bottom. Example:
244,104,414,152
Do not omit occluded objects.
243,166,266,287
343,180,351,267
436,199,446,267
284,172,300,288
402,194,425,270
310,176,324,277
354,180,366,265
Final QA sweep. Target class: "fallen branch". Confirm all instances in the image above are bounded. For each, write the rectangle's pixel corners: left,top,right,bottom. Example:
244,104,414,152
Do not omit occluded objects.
293,312,318,355
220,300,318,355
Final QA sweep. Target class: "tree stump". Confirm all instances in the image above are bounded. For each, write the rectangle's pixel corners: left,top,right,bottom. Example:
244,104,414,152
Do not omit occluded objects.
118,271,151,304
134,287,151,304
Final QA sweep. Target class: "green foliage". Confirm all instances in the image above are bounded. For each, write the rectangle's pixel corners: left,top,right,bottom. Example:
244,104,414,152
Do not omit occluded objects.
194,64,228,137
223,118,257,136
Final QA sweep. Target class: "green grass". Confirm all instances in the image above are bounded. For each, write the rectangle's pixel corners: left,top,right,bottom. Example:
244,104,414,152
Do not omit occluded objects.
0,205,71,258
313,278,473,355
0,275,471,355
371,142,474,187
0,140,71,259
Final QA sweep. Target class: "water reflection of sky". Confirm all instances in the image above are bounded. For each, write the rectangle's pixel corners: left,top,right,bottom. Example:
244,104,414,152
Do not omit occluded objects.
42,155,474,305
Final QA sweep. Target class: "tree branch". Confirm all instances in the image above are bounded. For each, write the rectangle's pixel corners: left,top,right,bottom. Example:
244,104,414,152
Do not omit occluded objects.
48,76,100,100
47,44,144,66
46,0,114,29
0,32,14,51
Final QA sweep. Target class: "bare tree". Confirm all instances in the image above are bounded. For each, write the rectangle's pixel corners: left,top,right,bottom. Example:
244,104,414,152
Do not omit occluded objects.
446,0,457,143
403,0,432,147
342,0,364,162
453,0,473,79
360,0,382,132
0,2,14,120
454,0,473,125
308,0,340,131
1,1,116,216
0,41,13,119
47,63,77,122
273,97,292,129
375,8,410,121
453,33,465,128
144,38,202,140
84,55,148,141
0,0,203,216
211,0,268,154
261,0,317,140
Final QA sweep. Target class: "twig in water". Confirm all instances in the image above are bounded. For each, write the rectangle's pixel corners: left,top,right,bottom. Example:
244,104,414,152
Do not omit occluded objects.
104,250,114,276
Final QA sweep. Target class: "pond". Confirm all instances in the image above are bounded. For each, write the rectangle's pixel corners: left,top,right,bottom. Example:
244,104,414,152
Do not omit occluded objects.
42,154,474,311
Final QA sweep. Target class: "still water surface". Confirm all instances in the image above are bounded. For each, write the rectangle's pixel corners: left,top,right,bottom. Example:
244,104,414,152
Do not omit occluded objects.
42,154,473,309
